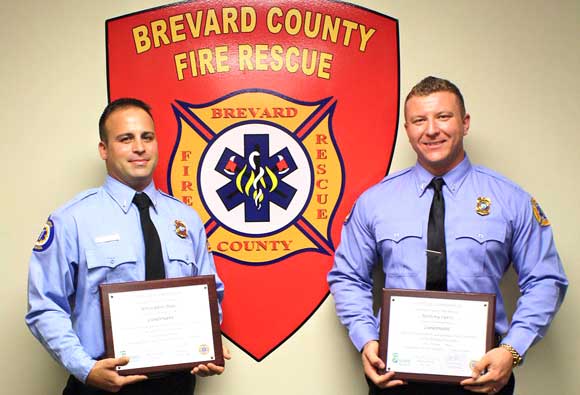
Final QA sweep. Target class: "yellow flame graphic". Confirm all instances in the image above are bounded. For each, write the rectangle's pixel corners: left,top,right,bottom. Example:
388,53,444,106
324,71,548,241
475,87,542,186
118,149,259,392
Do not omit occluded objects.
235,163,280,209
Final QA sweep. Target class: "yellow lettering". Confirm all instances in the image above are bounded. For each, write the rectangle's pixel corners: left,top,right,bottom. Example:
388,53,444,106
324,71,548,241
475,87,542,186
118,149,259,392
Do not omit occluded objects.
255,44,269,71
174,53,188,80
322,15,340,43
270,44,283,71
286,46,300,73
169,14,186,42
204,9,220,36
184,11,203,38
222,7,238,33
266,7,283,33
359,24,376,52
240,6,257,32
132,25,151,54
285,9,302,36
304,11,321,39
341,19,358,47
318,52,333,79
151,20,170,48
215,45,230,73
198,48,215,75
238,44,253,71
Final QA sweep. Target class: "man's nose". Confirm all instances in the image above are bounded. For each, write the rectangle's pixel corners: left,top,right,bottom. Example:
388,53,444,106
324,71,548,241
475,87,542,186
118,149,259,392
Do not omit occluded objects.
133,138,145,153
425,119,439,136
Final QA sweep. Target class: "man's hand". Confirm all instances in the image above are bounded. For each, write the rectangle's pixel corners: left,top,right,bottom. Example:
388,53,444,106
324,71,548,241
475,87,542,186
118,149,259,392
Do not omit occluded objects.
460,347,513,393
362,340,406,389
86,357,148,392
191,344,231,377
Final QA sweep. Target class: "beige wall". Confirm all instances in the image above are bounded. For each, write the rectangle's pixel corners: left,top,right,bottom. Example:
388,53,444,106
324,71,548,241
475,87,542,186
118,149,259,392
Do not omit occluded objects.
2,1,578,394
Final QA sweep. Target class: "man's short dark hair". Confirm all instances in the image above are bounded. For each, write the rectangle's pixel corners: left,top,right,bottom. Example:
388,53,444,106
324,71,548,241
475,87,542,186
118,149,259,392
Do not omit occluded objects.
99,98,153,142
405,76,466,117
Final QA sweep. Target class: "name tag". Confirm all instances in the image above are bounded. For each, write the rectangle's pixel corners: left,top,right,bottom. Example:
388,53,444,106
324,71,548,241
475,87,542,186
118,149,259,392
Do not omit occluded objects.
95,233,121,244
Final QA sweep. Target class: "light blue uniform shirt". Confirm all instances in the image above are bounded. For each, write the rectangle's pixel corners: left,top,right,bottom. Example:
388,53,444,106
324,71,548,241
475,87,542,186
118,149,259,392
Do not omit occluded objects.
328,156,567,358
26,176,224,382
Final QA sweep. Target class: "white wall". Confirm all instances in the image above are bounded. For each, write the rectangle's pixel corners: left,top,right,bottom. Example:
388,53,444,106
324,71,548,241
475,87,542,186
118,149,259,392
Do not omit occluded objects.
2,1,578,394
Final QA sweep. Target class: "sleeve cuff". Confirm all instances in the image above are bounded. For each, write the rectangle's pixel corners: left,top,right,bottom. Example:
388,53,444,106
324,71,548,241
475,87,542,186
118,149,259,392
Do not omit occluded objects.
350,322,380,352
68,356,97,384
501,326,537,360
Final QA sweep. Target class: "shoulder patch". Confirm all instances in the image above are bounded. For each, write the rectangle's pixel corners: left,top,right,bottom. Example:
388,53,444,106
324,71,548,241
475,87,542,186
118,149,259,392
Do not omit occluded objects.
33,218,55,252
531,198,550,226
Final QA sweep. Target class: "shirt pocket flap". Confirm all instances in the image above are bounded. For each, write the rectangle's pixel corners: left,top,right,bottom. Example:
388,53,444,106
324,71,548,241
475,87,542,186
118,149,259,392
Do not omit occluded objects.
454,219,507,244
86,242,137,269
376,221,423,243
166,240,197,267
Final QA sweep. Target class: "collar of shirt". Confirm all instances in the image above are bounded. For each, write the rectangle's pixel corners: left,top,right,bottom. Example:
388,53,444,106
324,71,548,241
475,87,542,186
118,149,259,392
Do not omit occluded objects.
103,176,161,213
413,155,472,198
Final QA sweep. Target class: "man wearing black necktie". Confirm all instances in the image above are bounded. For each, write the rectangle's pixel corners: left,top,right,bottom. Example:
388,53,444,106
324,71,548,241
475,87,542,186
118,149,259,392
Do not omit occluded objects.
26,98,229,394
328,77,567,395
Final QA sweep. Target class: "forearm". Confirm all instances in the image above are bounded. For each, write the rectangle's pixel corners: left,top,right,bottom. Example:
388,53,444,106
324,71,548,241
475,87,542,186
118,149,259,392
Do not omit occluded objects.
26,310,96,382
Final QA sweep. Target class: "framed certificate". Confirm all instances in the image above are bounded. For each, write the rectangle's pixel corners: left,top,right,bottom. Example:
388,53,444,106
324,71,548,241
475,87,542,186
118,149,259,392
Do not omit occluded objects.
379,289,495,384
100,275,223,376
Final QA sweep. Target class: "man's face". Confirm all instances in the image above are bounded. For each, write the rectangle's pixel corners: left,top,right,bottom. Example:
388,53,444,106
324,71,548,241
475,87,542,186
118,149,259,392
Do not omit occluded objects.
98,106,158,191
404,91,470,176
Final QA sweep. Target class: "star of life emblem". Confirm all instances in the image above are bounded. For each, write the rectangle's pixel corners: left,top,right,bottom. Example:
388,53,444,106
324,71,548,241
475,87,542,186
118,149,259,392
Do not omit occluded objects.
169,90,343,265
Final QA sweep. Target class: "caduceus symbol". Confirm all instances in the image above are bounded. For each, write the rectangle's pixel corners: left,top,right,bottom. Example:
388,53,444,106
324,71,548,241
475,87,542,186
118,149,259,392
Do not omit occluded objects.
235,145,279,210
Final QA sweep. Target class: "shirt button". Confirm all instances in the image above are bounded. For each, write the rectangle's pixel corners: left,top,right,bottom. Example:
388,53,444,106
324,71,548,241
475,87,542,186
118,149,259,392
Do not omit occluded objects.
477,233,484,239
394,233,400,238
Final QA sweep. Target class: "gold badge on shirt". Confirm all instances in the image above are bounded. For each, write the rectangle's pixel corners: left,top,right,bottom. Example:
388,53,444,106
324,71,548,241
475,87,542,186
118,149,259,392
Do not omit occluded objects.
174,219,187,238
531,198,550,226
476,197,491,216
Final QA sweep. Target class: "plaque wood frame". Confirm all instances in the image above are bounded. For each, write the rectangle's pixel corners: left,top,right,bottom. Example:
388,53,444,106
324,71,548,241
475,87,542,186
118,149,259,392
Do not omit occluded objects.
100,275,223,376
378,288,496,384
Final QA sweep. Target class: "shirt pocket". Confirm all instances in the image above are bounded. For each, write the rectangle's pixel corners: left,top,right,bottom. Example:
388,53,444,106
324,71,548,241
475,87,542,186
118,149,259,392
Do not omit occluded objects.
452,219,507,277
377,221,423,277
85,242,138,293
165,239,198,277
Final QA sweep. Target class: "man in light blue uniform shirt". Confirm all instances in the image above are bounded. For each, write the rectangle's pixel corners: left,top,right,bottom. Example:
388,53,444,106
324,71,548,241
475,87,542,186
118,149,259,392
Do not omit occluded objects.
328,77,567,395
26,98,229,394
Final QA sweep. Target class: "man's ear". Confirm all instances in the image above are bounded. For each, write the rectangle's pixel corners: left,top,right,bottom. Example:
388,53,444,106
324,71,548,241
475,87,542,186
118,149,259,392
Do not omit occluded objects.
98,140,108,160
462,113,471,136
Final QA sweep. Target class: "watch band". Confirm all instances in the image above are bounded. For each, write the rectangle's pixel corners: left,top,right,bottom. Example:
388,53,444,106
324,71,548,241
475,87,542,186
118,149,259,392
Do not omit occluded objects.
499,343,522,367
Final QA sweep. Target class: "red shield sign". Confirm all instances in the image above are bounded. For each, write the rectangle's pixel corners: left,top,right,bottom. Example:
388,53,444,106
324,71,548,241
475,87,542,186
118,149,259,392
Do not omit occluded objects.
107,0,398,361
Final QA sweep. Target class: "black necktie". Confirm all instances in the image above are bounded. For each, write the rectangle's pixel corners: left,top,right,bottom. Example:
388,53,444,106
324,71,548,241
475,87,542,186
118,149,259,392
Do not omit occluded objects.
426,178,447,291
133,193,165,280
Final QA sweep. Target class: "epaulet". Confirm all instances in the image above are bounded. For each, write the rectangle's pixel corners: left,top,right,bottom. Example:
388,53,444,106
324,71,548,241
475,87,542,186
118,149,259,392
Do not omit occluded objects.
158,189,186,204
472,165,524,192
379,166,413,184
54,188,100,213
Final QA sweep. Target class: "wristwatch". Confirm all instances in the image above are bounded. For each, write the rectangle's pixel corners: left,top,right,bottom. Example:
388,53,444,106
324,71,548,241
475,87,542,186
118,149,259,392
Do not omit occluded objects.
499,343,522,367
